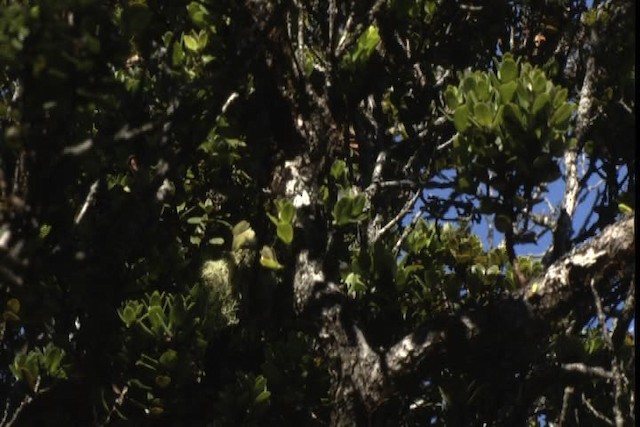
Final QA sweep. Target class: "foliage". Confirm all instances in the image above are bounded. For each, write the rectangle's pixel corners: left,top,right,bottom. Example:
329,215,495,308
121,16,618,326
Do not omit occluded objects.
446,55,575,236
0,0,634,426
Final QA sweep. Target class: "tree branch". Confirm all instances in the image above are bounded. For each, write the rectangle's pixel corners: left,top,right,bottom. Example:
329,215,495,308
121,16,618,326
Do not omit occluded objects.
560,363,614,380
521,215,634,316
375,215,634,395
546,42,598,266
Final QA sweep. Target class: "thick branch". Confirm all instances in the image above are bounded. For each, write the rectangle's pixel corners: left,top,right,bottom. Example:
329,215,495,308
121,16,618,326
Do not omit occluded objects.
380,215,634,388
522,215,634,316
293,251,389,416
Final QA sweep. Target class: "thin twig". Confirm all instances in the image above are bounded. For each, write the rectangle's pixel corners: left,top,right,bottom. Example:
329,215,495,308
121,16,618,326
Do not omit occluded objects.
334,14,354,57
558,385,575,427
217,91,239,120
328,0,337,51
2,377,41,427
612,282,635,349
561,363,614,379
375,190,420,242
370,151,387,185
74,180,100,225
589,278,627,427
393,205,424,255
582,393,615,426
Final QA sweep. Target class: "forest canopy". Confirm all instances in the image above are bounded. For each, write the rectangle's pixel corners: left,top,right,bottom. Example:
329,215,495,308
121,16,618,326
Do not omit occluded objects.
0,0,635,425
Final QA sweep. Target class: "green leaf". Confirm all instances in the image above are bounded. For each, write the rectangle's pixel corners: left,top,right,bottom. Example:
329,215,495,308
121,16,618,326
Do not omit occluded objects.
277,199,295,223
276,222,294,245
553,88,568,108
259,246,284,270
42,344,65,377
196,30,208,50
2,311,19,322
486,265,501,275
461,75,476,94
457,176,473,193
550,103,572,127
147,306,168,334
444,86,460,109
332,197,353,225
344,272,366,296
155,375,172,388
471,264,486,276
159,350,178,369
5,298,20,314
474,103,493,127
232,220,250,235
618,203,633,214
330,159,347,180
255,390,271,403
515,81,531,109
39,224,51,238
232,221,256,251
149,406,164,416
351,194,367,217
187,2,209,27
498,57,518,83
347,25,380,67
208,237,225,245
453,105,470,132
475,77,490,101
266,212,279,226
532,72,547,93
532,93,551,116
357,25,380,56
503,103,526,130
186,216,202,224
119,306,138,327
184,34,199,52
254,375,267,391
498,81,517,103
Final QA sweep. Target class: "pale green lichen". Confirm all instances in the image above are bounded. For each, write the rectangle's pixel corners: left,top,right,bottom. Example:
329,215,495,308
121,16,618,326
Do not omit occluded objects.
201,259,238,325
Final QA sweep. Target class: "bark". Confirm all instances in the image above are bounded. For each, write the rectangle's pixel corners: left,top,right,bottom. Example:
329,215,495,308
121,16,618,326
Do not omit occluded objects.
520,214,634,317
248,3,636,423
290,181,634,423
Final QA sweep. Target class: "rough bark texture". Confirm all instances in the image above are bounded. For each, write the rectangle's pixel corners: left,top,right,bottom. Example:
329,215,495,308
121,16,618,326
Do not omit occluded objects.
249,1,637,423
521,215,634,316
288,149,635,422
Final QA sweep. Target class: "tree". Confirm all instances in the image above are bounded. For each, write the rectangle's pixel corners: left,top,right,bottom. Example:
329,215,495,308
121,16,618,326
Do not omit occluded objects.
0,0,635,425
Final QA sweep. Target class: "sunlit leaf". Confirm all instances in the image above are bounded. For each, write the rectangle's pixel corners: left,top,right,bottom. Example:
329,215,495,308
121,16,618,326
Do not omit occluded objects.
277,199,295,223
259,246,284,270
453,105,470,132
498,81,517,103
232,221,256,250
550,103,572,127
474,103,493,127
330,159,347,180
277,222,294,245
333,197,354,225
184,34,199,52
498,56,518,82
532,93,550,116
